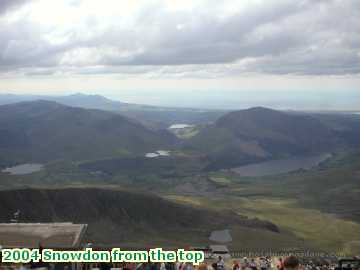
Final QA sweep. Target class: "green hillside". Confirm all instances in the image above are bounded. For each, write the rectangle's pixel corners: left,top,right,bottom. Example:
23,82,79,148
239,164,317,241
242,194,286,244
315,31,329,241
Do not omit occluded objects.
0,188,301,249
0,101,176,165
186,107,345,170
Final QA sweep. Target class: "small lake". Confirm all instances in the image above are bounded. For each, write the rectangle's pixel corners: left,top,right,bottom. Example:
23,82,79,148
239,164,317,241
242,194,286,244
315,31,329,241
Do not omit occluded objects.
1,164,44,175
232,153,331,177
168,124,194,129
209,229,232,243
145,150,171,158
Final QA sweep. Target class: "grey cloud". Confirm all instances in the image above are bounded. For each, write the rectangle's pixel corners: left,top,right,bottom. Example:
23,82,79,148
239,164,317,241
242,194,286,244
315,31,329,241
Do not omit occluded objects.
0,16,78,72
124,1,307,64
0,0,30,15
0,0,359,76
84,0,310,68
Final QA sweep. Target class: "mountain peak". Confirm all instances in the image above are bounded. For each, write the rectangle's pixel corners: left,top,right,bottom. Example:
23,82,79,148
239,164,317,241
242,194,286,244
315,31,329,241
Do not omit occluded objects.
245,106,276,112
68,93,110,100
216,106,283,124
71,92,86,96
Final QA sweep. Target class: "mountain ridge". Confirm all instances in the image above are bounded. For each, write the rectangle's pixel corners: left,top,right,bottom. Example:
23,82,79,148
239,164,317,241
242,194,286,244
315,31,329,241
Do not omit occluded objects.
0,93,226,128
0,188,285,247
0,100,176,164
186,107,340,170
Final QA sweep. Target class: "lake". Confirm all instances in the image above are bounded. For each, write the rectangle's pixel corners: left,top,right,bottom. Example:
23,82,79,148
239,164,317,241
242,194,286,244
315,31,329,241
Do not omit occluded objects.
145,150,171,158
2,164,44,175
209,229,232,243
168,124,194,129
232,153,331,177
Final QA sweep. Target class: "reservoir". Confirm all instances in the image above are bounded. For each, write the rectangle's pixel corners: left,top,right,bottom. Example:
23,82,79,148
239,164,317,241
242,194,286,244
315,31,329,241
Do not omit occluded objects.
209,229,232,243
2,164,44,175
145,150,171,158
168,124,194,129
232,153,331,177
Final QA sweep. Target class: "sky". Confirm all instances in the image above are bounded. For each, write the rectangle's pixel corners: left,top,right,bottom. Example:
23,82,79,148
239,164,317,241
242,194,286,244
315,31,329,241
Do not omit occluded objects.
0,0,359,109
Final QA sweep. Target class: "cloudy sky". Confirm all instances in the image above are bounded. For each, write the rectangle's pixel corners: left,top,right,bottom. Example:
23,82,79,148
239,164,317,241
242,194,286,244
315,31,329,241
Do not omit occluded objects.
0,0,359,109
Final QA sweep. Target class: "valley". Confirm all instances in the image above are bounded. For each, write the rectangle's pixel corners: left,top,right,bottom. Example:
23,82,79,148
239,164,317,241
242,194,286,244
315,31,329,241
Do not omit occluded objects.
0,95,359,254
1,1,360,267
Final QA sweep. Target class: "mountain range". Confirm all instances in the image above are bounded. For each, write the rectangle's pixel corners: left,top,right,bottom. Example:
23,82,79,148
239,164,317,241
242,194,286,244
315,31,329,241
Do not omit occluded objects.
0,93,224,129
1,97,359,169
0,96,359,253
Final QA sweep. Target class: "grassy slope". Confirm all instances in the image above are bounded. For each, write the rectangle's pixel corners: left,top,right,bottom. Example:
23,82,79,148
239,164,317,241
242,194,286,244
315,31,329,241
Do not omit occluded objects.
163,153,360,254
205,151,360,220
169,126,201,139
165,195,360,254
237,198,360,254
